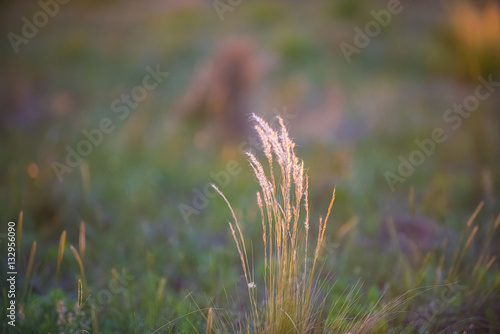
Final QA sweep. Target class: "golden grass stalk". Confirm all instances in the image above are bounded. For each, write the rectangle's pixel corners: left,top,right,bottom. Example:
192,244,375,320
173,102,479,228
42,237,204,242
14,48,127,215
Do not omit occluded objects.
206,307,213,334
470,213,500,290
435,239,448,284
22,240,37,299
464,225,478,250
466,201,484,228
79,220,86,258
111,268,120,281
70,244,86,292
215,114,336,332
212,185,259,327
57,230,66,276
70,245,84,277
26,241,37,280
438,202,500,302
156,277,167,307
494,213,500,230
78,278,83,307
336,216,359,241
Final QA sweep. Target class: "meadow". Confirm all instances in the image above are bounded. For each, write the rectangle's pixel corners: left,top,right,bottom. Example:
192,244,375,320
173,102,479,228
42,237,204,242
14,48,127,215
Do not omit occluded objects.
1,0,499,333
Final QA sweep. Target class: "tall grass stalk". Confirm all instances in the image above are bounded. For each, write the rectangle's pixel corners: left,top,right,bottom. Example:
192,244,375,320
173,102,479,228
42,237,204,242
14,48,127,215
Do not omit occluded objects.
57,230,66,276
79,221,86,258
70,244,87,292
206,307,213,334
26,241,37,280
78,278,83,308
214,114,336,332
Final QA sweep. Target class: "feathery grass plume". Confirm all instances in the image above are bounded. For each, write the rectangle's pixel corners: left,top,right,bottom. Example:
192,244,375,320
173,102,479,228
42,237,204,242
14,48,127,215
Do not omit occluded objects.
17,211,23,259
214,114,337,333
57,230,66,276
79,221,86,258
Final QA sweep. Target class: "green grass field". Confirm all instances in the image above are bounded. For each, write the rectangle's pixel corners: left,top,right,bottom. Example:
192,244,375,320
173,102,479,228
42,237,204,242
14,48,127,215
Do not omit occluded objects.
1,0,500,333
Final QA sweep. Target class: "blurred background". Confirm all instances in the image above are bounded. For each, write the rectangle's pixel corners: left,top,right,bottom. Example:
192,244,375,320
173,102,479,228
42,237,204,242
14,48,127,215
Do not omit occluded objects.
1,0,499,332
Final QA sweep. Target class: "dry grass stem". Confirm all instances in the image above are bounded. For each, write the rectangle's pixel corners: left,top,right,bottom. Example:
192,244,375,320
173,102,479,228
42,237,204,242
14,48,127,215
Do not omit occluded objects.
26,241,37,280
79,220,86,258
78,278,83,307
57,230,66,276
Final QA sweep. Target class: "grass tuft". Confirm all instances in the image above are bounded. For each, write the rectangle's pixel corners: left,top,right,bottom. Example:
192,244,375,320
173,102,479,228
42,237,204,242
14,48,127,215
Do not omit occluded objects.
214,114,339,333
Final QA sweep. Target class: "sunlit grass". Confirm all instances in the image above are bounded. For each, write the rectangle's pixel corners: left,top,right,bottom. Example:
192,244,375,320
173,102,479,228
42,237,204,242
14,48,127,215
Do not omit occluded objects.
213,115,387,333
